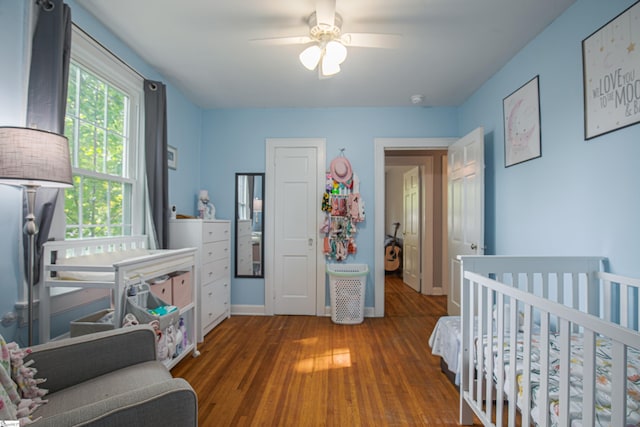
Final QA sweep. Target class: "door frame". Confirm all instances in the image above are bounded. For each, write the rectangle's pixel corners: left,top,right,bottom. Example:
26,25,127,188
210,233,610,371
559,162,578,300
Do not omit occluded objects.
265,138,326,316
374,138,455,317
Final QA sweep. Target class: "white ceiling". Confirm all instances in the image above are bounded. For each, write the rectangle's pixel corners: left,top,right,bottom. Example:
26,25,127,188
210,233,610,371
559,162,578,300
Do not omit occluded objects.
77,0,576,109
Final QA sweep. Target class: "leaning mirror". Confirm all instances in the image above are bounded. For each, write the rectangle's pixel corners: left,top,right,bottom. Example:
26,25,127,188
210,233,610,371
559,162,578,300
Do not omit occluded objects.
235,173,264,278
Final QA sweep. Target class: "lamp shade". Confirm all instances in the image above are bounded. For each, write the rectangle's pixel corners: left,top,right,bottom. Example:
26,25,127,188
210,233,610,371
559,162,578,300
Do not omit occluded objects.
325,40,347,64
299,44,322,70
0,127,72,188
253,197,262,212
321,55,341,77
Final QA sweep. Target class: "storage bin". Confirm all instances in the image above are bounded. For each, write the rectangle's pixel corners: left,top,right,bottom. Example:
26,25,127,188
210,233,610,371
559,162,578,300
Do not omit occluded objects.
149,276,173,305
70,309,115,337
171,271,192,309
125,284,180,330
327,263,368,325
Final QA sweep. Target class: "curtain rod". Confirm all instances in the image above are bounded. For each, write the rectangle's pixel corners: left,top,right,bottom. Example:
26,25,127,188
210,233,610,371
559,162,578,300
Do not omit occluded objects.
72,23,149,82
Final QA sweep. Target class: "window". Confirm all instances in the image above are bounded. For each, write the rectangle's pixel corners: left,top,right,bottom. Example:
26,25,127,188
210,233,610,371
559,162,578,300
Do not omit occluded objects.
63,26,144,239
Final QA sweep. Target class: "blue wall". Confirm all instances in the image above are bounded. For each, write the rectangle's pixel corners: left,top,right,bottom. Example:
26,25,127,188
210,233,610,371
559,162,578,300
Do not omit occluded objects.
201,107,458,306
0,0,33,342
459,0,640,276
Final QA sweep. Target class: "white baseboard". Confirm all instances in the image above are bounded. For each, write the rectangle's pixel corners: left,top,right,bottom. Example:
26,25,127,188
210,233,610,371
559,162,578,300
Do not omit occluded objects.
230,304,268,316
231,305,378,318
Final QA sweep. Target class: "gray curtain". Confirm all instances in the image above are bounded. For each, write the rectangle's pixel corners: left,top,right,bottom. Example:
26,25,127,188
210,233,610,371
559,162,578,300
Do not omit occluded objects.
144,80,169,249
25,0,72,283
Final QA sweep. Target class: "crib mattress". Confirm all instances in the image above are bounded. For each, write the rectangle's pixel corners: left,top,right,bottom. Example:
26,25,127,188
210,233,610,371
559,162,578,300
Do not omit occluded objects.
54,249,155,281
481,331,640,427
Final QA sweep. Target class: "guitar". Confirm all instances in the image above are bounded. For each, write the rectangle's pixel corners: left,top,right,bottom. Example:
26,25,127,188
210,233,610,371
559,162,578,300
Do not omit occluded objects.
385,222,401,272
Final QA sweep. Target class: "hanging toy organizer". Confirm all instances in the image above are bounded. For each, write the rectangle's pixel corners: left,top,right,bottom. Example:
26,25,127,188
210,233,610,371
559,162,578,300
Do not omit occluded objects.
321,149,365,262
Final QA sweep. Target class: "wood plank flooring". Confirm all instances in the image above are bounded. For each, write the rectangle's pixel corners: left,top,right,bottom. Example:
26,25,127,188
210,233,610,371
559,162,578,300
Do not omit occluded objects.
172,275,480,426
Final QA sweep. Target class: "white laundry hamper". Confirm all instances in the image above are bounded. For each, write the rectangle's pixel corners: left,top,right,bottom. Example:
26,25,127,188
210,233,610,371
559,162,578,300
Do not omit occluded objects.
327,263,368,324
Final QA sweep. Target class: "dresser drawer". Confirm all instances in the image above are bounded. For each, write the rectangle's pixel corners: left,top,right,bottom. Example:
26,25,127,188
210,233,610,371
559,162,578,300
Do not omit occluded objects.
202,241,229,263
203,221,230,243
201,258,229,283
201,277,229,326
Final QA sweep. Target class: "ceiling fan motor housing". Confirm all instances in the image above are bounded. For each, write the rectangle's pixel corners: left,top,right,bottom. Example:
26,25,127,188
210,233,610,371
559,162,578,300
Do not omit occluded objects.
308,12,343,42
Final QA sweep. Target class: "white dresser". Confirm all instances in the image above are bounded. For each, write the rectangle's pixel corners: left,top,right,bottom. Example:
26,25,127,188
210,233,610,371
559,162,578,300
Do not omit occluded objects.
169,219,230,341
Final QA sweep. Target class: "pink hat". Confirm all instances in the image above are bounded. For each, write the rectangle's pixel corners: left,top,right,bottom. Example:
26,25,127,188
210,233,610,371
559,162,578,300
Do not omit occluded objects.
330,156,352,184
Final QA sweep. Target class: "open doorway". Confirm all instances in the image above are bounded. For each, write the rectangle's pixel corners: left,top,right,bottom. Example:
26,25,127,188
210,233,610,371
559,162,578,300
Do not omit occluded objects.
373,137,455,317
374,129,485,317
384,150,448,296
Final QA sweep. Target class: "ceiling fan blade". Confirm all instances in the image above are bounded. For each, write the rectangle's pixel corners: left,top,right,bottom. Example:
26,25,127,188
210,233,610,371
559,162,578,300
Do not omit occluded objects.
250,36,313,46
341,33,402,49
315,0,336,27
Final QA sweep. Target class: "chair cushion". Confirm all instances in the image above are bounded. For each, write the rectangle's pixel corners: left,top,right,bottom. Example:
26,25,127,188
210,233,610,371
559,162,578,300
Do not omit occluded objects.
32,361,171,419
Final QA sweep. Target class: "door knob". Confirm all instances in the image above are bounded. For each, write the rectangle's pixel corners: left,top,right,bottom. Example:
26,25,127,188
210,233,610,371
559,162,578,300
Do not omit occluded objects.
471,243,478,250
308,238,314,246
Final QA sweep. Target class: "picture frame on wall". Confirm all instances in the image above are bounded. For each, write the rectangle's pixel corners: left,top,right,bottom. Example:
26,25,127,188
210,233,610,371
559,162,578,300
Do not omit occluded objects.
503,75,541,167
582,1,640,140
168,145,178,170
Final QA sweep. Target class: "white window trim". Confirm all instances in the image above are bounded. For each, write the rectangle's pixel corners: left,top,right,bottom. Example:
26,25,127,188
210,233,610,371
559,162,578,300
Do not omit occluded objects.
46,26,146,301
56,25,145,240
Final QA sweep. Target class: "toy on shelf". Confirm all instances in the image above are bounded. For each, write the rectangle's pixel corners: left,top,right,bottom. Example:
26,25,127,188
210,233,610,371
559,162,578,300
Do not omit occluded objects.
197,190,216,220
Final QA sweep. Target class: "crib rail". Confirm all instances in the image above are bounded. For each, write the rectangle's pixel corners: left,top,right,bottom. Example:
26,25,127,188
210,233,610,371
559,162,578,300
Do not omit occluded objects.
461,269,640,427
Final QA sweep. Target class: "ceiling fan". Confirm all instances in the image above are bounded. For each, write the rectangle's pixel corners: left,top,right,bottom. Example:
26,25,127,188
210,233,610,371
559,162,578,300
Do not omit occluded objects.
252,0,401,78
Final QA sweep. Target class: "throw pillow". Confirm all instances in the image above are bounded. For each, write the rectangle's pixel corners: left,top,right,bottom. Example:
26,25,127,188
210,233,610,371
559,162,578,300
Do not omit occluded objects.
0,383,17,422
0,334,10,372
0,363,20,406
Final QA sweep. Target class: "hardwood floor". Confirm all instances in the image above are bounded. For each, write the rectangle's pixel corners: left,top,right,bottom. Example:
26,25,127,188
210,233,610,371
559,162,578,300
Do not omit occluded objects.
172,275,480,426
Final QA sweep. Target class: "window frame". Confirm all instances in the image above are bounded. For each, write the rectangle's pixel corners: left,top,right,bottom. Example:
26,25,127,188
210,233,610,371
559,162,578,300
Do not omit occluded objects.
61,25,145,240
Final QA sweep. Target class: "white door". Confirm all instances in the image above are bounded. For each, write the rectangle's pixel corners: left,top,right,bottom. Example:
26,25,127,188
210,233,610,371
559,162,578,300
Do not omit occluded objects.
447,127,484,315
402,166,420,292
267,140,324,315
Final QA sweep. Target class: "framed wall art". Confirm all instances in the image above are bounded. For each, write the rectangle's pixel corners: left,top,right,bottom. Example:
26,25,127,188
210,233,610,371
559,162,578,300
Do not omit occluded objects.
167,145,178,170
503,75,541,167
582,1,640,140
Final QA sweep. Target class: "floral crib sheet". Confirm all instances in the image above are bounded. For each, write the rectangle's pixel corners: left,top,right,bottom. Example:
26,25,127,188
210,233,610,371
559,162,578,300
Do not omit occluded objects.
480,331,640,426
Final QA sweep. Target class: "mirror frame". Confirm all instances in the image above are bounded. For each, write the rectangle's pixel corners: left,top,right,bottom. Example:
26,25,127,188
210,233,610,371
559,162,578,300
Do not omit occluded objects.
234,172,265,278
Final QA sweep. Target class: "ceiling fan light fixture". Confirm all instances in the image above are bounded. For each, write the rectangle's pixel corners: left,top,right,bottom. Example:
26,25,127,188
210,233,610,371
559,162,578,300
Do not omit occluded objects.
325,40,347,64
299,44,322,70
321,55,341,77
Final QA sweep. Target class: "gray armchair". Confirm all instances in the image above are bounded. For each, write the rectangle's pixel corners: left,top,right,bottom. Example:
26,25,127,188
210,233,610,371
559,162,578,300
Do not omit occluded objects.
25,325,197,427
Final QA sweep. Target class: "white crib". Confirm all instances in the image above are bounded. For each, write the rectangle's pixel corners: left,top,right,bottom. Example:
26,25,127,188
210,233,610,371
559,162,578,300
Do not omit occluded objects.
39,236,199,368
458,256,640,427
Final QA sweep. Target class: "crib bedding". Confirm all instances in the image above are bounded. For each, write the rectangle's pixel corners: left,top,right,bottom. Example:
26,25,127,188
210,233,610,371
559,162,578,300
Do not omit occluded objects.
479,330,640,427
429,316,463,384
